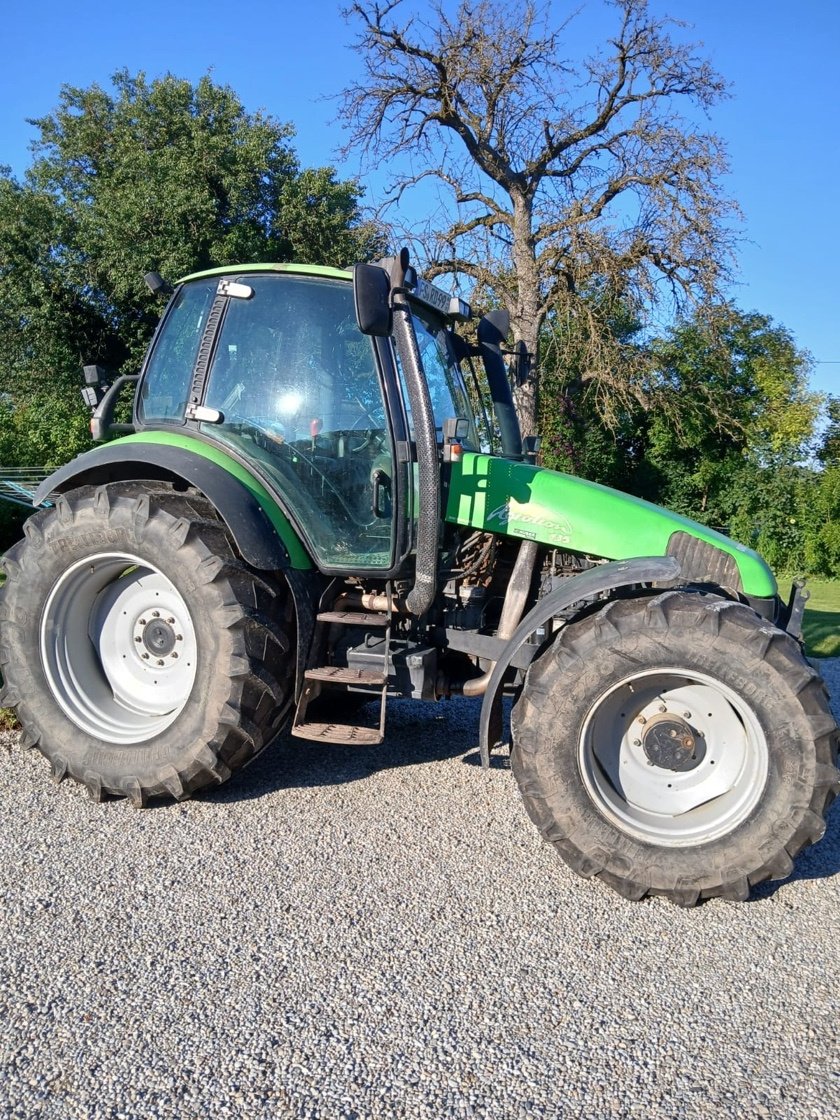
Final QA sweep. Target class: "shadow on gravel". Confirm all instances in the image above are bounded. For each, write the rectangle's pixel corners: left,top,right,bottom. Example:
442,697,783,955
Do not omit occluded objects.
192,698,840,896
199,699,489,804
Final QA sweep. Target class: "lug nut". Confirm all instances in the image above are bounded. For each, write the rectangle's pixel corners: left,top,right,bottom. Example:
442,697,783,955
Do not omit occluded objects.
166,617,175,625
632,738,641,747
142,653,149,660
683,711,692,719
152,611,160,618
135,636,142,643
171,652,178,659
139,618,147,626
157,659,165,667
636,715,647,725
176,634,183,641
658,704,667,713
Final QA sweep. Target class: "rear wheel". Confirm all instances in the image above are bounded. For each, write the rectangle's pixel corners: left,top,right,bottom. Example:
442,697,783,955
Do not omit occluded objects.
511,590,839,904
0,483,295,804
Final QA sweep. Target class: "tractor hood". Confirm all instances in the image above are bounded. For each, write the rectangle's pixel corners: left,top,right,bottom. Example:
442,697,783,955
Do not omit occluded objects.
445,453,776,600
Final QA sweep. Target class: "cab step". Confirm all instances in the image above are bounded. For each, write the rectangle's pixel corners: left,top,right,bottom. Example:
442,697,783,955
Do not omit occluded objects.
292,595,393,746
291,722,383,745
304,666,386,686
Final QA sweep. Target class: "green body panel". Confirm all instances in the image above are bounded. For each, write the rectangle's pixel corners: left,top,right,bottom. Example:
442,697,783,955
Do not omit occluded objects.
115,431,313,569
446,453,777,599
178,262,349,284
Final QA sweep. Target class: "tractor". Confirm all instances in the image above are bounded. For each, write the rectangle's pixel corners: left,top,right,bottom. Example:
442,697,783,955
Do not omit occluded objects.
1,250,837,905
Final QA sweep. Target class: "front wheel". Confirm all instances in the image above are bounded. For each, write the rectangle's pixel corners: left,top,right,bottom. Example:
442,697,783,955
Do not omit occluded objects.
0,484,295,804
511,591,839,905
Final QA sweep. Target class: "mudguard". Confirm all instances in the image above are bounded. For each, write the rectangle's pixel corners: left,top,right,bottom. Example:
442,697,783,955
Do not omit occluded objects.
33,437,311,571
479,555,681,767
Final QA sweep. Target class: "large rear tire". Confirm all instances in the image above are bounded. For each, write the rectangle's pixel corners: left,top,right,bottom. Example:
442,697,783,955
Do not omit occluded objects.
0,483,295,805
511,590,839,905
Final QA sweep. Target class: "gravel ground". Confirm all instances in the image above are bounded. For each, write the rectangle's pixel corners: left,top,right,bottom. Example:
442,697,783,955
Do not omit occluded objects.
1,664,838,1120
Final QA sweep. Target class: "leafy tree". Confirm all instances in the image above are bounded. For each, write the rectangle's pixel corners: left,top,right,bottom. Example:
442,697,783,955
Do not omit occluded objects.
0,70,383,473
726,464,815,575
804,466,840,576
640,307,820,523
538,285,653,484
816,397,840,467
539,303,822,570
341,0,735,434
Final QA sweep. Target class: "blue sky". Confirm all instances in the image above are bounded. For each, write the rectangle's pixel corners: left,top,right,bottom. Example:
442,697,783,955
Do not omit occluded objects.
2,0,838,396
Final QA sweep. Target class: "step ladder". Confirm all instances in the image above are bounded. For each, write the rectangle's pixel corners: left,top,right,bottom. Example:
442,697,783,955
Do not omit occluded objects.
291,606,392,745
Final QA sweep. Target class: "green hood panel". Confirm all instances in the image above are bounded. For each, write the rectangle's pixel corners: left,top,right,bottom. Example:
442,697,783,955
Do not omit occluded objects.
446,454,776,599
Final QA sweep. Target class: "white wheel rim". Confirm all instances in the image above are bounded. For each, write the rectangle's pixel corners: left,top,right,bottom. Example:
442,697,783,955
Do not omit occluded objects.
579,668,769,847
40,552,198,744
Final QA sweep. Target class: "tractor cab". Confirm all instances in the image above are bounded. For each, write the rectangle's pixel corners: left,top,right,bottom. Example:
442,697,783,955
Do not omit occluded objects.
133,261,482,578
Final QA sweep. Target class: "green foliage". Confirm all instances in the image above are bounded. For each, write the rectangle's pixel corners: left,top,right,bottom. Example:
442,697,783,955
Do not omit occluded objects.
539,286,653,487
0,70,383,472
537,301,840,578
803,466,840,577
726,464,812,572
816,397,840,467
0,393,91,467
645,307,820,519
0,708,19,732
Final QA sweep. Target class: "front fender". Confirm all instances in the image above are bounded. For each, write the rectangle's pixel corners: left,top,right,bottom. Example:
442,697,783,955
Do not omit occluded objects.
33,436,312,571
478,555,681,767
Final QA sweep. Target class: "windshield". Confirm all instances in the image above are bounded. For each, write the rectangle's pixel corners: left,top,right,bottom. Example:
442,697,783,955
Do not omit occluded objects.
138,279,216,422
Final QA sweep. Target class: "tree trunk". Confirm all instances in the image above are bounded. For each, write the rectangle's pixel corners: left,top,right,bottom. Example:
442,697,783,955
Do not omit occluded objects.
509,192,542,439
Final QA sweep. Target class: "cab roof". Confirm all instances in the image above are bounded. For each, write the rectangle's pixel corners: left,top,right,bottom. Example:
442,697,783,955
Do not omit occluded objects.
177,262,350,284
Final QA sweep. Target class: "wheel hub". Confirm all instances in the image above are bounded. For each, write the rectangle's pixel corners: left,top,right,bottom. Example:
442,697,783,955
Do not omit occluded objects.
641,713,701,772
579,671,769,846
138,615,178,659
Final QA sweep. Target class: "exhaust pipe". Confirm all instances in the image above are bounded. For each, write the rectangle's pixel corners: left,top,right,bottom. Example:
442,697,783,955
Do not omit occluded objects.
462,538,540,697
387,249,441,618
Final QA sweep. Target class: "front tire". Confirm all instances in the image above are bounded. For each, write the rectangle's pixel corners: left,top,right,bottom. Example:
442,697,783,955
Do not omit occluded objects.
0,484,295,804
511,591,839,905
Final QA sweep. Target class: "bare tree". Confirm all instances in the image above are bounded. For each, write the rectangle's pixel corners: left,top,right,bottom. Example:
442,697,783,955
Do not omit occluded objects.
340,0,736,435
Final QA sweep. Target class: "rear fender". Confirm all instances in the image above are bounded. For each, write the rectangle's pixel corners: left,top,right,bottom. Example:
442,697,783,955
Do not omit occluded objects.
479,555,681,767
33,441,311,571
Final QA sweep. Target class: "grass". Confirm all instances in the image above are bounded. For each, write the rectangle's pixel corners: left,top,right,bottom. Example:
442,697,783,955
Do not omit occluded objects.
800,579,840,659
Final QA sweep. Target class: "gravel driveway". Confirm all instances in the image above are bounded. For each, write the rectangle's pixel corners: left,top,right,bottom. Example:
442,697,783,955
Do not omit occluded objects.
1,664,838,1120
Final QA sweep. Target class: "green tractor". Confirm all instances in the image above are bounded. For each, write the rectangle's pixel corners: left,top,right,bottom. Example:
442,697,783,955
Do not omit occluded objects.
1,251,837,904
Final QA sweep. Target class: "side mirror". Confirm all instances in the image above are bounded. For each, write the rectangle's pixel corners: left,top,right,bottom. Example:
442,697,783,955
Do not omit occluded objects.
479,309,510,346
353,263,392,337
144,271,172,296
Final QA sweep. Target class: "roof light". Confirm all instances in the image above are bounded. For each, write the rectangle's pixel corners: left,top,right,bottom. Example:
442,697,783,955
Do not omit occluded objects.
217,279,253,300
448,297,472,322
